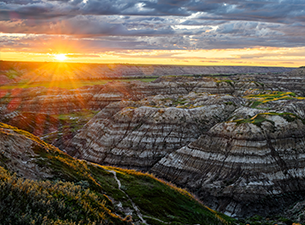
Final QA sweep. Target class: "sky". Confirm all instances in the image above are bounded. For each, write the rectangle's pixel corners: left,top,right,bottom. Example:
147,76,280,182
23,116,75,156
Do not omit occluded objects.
0,0,305,66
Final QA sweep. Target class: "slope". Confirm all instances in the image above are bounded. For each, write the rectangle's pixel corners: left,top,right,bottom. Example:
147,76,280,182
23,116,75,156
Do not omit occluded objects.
0,122,233,225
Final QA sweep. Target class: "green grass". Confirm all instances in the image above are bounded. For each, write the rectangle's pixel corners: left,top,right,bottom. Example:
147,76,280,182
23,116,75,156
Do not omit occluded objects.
0,168,122,225
119,170,231,224
40,110,99,144
55,110,99,120
216,79,234,87
233,112,304,127
5,69,22,79
0,122,233,225
234,114,274,127
172,98,187,106
244,91,304,108
0,78,157,90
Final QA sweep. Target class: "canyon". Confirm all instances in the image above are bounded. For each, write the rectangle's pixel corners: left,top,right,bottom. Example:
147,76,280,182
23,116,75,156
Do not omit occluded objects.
1,63,305,224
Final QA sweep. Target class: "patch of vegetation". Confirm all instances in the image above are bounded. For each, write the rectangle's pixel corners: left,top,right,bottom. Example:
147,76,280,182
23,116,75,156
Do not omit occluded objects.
224,101,236,106
244,91,304,108
233,112,304,127
0,167,126,224
172,98,187,106
0,122,233,225
6,68,22,79
216,79,234,88
104,166,235,225
57,110,98,120
234,114,271,127
41,109,99,143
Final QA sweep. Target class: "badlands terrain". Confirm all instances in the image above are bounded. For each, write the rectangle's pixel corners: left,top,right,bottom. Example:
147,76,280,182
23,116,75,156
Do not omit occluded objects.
1,62,305,224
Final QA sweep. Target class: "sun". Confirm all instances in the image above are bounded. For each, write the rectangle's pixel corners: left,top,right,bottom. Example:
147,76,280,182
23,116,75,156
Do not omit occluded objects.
54,54,67,61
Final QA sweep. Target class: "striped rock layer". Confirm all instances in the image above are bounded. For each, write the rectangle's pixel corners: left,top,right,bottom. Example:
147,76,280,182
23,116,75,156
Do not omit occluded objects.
232,68,305,95
151,113,305,217
1,68,305,116
0,77,234,115
66,95,239,170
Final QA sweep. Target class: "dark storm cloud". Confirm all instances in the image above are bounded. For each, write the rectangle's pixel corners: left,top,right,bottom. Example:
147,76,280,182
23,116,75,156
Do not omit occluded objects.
192,0,305,23
1,0,305,50
0,2,75,21
0,0,39,4
1,0,305,23
141,0,190,16
1,0,305,20
0,15,183,37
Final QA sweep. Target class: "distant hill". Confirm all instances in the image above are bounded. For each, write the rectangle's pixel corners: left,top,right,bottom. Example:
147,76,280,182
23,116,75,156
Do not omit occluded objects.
0,61,295,82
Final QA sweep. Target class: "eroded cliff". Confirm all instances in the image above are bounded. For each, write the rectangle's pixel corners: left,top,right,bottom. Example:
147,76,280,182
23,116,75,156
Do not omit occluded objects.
2,66,305,220
65,68,305,218
67,93,241,170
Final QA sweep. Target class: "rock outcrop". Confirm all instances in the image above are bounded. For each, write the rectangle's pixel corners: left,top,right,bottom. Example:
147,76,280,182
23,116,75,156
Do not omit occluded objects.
0,77,235,115
3,71,305,117
2,65,305,219
231,68,305,95
151,109,305,217
66,87,305,217
66,93,242,170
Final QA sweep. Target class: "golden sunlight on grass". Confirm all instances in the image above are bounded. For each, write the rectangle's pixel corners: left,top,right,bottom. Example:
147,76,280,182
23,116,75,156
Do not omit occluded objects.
54,54,67,61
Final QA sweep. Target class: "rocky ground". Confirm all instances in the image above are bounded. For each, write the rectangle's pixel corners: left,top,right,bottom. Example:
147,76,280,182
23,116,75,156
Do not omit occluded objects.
1,66,305,223
66,68,305,221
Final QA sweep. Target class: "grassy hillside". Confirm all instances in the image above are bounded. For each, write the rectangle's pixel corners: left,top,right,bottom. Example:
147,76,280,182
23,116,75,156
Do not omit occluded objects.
0,122,233,225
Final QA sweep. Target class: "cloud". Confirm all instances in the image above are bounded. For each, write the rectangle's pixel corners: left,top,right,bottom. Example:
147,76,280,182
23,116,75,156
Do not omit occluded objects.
1,0,305,53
